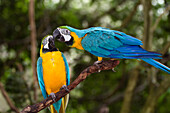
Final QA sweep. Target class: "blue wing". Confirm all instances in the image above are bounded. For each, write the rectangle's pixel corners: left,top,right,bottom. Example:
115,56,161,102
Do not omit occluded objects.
81,30,162,59
37,57,47,99
62,53,70,86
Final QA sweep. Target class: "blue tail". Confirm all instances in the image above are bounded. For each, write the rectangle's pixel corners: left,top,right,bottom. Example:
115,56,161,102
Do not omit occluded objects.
53,99,62,113
141,58,170,74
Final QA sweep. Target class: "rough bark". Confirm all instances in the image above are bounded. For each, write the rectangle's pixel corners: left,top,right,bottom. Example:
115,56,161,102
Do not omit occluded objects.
142,0,151,50
29,0,37,102
21,60,120,113
0,82,19,113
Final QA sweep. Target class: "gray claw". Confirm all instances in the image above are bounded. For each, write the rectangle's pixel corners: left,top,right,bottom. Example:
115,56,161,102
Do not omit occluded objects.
60,85,69,92
94,60,102,64
94,60,102,68
94,61,103,72
49,92,56,102
112,68,116,72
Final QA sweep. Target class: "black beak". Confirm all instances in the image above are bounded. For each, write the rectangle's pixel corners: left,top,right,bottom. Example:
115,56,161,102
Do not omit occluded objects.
49,38,56,49
53,28,65,42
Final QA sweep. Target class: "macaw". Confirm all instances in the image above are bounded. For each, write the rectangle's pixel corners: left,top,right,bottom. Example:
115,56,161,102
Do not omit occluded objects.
53,26,170,74
37,35,70,113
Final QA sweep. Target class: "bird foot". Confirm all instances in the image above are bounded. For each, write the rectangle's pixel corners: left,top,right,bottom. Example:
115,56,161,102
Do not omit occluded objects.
60,85,70,92
49,92,56,102
94,60,102,72
94,60,102,64
112,68,116,72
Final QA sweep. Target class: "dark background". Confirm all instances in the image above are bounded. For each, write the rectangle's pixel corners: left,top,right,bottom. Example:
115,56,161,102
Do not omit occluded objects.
0,0,170,113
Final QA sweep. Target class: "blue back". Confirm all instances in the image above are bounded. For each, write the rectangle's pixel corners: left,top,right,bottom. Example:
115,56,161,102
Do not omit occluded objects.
80,30,161,59
66,26,170,74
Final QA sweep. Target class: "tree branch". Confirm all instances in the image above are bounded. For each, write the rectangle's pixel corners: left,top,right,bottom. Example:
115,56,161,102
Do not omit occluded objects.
21,60,120,113
142,0,151,50
151,5,170,33
161,41,170,56
120,0,141,29
0,82,20,113
29,0,38,102
120,67,139,113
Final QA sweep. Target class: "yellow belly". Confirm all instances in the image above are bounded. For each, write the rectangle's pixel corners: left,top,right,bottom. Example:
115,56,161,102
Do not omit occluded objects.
41,51,66,95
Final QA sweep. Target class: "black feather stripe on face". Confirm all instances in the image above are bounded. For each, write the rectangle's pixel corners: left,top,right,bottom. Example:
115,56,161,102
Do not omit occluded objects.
42,36,58,53
42,48,58,53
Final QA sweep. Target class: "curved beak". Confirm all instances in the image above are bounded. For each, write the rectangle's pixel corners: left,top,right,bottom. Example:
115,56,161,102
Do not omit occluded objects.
49,37,56,49
53,28,65,42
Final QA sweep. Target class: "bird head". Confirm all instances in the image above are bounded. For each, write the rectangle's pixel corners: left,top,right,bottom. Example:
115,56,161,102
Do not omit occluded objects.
53,26,74,46
41,35,58,53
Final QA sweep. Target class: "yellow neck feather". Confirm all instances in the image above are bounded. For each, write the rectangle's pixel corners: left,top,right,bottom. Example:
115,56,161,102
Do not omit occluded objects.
40,45,43,57
70,32,84,50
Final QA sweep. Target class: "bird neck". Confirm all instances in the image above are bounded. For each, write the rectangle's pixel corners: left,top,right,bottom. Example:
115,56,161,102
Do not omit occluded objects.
70,32,84,50
40,45,58,57
40,45,44,57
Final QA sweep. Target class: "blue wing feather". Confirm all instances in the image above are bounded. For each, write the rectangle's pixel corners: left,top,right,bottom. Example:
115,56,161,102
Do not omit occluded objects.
81,30,161,59
112,30,143,45
62,53,70,86
141,58,170,74
37,57,47,99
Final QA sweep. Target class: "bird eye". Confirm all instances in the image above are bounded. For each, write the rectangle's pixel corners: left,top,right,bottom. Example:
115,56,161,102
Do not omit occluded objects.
61,29,70,35
65,29,70,35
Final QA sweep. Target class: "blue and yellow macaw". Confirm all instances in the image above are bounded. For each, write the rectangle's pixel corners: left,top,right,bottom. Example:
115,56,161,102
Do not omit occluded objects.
37,35,70,113
53,26,170,74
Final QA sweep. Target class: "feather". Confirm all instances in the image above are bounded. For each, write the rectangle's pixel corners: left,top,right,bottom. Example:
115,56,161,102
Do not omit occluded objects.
62,53,70,86
141,58,170,74
64,26,170,74
37,57,47,99
81,30,162,59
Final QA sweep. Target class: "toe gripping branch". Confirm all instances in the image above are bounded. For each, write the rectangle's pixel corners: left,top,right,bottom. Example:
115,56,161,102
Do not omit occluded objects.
21,60,120,113
49,93,56,102
60,85,70,92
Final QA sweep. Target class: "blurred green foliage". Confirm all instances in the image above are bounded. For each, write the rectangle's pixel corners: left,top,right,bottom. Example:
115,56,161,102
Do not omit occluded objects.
0,0,170,113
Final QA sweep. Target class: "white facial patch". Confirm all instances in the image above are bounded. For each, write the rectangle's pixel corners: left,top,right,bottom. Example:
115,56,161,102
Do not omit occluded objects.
62,34,72,41
58,28,72,42
44,41,49,49
43,36,51,49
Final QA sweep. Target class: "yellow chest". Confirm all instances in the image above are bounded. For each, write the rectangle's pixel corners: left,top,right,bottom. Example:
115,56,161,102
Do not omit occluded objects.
41,51,66,94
